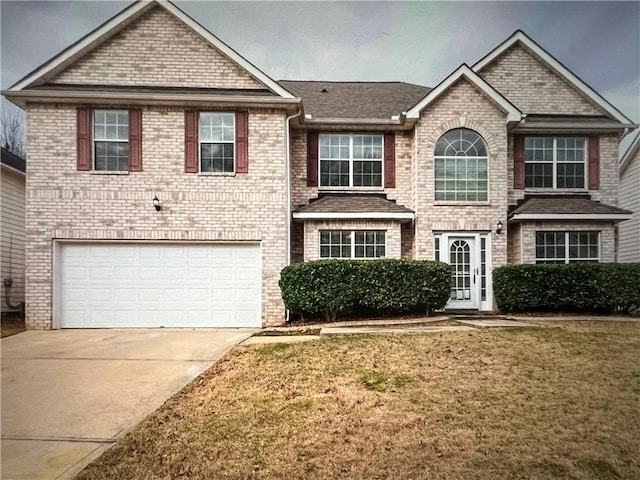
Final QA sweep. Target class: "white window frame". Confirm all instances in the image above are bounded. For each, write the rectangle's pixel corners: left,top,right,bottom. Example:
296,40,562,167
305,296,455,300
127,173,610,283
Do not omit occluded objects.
199,112,236,173
93,109,129,171
524,136,588,189
318,230,386,259
535,231,600,264
318,133,384,189
434,129,489,203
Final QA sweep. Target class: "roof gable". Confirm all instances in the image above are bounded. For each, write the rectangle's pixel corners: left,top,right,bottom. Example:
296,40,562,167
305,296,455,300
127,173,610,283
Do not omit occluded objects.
8,0,294,98
473,30,633,124
405,64,521,121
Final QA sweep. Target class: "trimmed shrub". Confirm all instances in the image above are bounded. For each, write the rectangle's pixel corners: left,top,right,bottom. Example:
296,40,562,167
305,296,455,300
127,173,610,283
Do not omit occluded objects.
493,263,640,313
279,259,451,322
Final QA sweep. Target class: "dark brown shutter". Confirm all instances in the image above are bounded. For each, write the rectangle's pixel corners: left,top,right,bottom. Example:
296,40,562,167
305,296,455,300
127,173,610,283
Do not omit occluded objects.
384,132,396,188
307,131,319,187
588,136,600,189
235,111,249,173
76,108,91,171
513,135,525,189
184,110,198,173
128,109,142,172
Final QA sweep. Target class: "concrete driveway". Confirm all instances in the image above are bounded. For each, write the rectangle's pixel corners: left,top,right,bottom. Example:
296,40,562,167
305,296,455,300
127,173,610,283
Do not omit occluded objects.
1,328,255,480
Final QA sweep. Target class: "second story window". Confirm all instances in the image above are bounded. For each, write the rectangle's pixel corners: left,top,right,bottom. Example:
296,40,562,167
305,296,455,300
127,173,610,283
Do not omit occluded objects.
525,136,586,188
199,113,235,173
319,134,383,187
434,128,488,202
93,110,129,171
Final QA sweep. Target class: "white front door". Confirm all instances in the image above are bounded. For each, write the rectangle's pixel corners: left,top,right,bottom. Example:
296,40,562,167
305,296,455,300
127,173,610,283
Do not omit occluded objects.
442,235,481,309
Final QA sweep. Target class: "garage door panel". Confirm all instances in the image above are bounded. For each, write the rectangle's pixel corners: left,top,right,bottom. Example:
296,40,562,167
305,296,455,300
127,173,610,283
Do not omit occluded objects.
59,243,261,328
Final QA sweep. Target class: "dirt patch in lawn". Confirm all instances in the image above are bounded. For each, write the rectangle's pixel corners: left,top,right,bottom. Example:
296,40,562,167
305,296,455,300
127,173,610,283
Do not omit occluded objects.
77,321,640,480
1,312,25,338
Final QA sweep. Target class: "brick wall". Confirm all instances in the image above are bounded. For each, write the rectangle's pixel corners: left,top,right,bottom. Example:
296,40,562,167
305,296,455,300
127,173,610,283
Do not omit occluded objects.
518,221,616,264
479,44,604,116
25,104,288,329
51,6,264,89
290,128,414,210
413,79,509,272
302,220,402,262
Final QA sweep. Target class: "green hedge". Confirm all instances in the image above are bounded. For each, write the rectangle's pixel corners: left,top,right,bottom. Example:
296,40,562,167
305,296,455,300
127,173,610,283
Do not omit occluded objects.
493,263,640,313
279,259,451,322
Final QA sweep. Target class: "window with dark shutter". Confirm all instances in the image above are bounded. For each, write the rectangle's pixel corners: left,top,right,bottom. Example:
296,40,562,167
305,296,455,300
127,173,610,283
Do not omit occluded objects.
184,110,198,173
588,136,599,189
513,135,525,189
235,111,249,173
77,108,91,171
384,132,395,188
129,109,143,172
307,131,319,187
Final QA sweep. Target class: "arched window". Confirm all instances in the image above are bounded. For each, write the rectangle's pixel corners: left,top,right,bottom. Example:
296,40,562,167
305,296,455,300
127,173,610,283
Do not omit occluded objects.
434,128,488,202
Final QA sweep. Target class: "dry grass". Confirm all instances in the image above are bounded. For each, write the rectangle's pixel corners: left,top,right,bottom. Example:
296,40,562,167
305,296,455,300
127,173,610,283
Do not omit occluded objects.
78,321,640,480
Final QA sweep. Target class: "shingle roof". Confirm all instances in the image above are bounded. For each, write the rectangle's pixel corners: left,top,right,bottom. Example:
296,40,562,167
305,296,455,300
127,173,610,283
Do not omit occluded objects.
509,196,631,217
294,194,413,214
278,81,431,120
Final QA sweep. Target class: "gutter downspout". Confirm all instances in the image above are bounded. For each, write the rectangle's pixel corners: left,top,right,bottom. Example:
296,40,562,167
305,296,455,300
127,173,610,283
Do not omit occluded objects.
284,107,302,322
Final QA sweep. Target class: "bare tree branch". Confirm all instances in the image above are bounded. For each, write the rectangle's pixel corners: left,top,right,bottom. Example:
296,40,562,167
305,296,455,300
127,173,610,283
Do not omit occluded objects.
1,107,26,159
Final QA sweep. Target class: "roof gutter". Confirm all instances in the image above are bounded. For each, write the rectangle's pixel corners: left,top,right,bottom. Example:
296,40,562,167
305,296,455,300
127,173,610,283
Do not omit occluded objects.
509,213,632,222
292,212,414,220
2,89,302,109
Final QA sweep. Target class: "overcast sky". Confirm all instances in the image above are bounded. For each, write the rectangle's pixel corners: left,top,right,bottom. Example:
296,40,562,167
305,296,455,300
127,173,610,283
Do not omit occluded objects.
1,1,639,148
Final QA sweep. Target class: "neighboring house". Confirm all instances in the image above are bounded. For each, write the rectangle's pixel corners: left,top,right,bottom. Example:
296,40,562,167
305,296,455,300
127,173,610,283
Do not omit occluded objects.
619,131,640,262
2,0,635,329
1,147,26,314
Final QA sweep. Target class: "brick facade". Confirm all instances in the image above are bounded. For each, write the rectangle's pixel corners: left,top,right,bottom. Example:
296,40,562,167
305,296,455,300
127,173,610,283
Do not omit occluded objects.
16,6,628,326
25,104,288,329
52,7,263,90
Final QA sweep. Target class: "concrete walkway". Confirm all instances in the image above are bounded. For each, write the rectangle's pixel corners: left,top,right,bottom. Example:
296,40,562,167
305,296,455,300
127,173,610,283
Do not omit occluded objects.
1,328,255,480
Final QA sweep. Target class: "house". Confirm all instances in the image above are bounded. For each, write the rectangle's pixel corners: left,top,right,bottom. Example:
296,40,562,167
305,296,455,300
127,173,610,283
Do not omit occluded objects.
1,147,26,315
619,131,640,262
2,0,635,329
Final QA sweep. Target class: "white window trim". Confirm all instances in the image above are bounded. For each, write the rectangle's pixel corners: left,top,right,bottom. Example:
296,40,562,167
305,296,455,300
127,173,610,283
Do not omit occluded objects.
93,109,129,171
318,230,386,260
199,112,236,174
524,136,588,189
434,155,490,202
318,133,384,189
535,231,601,264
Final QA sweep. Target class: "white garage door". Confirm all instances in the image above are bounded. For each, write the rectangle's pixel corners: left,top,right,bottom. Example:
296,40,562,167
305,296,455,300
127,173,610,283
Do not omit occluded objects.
57,243,261,328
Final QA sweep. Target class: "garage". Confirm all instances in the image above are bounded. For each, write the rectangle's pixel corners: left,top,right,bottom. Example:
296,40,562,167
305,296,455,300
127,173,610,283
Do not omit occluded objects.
55,242,261,328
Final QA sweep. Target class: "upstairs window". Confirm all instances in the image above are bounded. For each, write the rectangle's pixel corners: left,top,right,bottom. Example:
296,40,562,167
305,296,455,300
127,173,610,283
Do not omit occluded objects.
319,134,383,187
535,231,599,264
199,113,235,173
184,111,248,174
319,230,386,259
93,110,129,171
434,129,488,202
77,108,141,172
525,136,586,188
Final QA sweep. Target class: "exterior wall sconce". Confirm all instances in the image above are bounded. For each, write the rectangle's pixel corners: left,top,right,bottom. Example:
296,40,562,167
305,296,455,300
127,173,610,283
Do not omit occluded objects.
496,220,504,234
153,195,161,211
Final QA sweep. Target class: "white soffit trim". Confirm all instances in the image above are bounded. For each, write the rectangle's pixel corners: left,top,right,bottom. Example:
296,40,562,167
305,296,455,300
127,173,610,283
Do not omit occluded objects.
510,213,632,221
472,30,634,125
292,212,415,220
1,163,26,177
405,64,521,121
620,130,640,174
8,0,296,100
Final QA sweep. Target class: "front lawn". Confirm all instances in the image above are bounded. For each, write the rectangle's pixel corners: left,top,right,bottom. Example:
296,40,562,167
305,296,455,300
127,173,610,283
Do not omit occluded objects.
78,322,640,480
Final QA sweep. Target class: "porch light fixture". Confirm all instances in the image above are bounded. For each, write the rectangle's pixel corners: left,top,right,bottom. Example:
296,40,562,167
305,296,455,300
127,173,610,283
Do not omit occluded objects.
152,195,161,211
496,220,504,234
